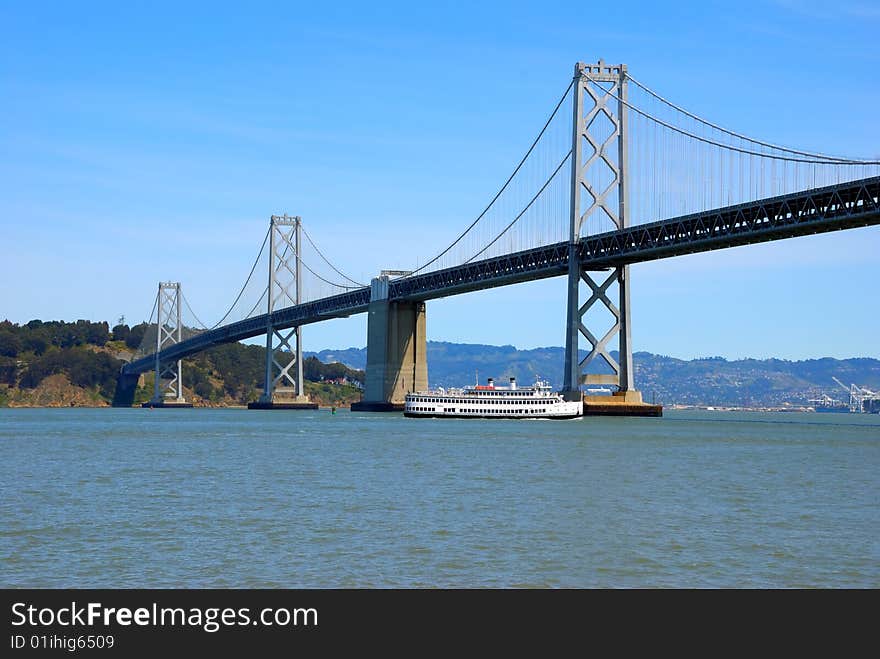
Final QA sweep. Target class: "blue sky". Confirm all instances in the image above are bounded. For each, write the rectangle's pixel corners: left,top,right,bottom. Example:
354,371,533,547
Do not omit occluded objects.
1,0,878,359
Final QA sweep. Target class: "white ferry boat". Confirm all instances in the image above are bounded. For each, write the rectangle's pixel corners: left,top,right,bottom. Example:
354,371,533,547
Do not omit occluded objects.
404,377,582,419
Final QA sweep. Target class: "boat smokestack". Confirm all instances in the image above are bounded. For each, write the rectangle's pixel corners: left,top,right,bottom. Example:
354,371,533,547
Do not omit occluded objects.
509,376,517,390
487,378,494,388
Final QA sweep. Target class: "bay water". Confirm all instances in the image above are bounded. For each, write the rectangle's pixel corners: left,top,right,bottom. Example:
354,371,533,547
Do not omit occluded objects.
1,408,877,587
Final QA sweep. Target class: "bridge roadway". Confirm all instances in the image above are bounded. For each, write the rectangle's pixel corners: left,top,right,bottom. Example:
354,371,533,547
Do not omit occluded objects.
123,176,880,376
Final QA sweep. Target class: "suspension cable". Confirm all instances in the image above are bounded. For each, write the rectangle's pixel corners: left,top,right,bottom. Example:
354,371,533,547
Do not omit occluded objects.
142,292,158,327
463,150,572,264
627,74,876,164
180,291,208,331
245,286,268,319
208,226,271,329
301,225,366,287
273,238,362,292
297,253,363,290
404,77,576,278
133,293,160,358
584,76,880,165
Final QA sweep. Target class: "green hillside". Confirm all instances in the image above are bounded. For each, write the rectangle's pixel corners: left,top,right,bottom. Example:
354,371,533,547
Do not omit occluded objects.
0,320,364,407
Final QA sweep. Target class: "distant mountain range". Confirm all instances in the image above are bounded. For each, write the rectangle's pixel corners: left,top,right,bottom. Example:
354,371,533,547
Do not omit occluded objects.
307,342,880,407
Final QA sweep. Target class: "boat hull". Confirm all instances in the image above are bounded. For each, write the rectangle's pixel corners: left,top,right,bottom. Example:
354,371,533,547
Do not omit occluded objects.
404,412,581,420
813,406,850,413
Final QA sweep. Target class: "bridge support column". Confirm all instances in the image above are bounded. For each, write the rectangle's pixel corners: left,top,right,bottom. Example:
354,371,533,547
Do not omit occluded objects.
249,214,317,410
562,60,660,416
143,282,192,408
112,372,141,407
352,276,427,412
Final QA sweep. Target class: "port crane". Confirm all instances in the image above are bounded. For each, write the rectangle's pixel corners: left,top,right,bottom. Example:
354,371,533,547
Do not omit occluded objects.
831,377,880,413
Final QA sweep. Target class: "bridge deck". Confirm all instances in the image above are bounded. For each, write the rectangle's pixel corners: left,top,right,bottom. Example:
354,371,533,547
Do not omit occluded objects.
123,176,879,375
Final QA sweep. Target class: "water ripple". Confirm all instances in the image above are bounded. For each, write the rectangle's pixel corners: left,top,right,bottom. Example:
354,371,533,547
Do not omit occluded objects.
1,408,878,588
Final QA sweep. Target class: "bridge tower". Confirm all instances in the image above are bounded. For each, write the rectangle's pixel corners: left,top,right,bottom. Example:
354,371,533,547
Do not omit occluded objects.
563,60,656,414
248,214,317,410
144,281,192,407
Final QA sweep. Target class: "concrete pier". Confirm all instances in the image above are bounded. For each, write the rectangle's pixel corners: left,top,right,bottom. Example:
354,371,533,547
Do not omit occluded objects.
581,390,663,417
112,373,141,407
247,402,318,409
352,276,427,412
141,399,193,408
247,390,318,410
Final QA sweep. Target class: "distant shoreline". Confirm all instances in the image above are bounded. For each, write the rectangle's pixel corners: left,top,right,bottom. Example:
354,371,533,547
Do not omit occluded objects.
0,403,355,410
0,403,845,414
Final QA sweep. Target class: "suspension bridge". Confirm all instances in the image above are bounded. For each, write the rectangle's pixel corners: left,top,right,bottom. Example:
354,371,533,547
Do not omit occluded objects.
115,61,880,414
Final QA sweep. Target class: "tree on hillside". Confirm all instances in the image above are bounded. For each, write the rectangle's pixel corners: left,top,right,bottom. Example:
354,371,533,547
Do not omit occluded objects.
126,323,148,349
0,356,16,385
82,320,110,347
22,333,48,355
302,356,364,383
112,324,131,342
0,330,21,358
18,348,121,398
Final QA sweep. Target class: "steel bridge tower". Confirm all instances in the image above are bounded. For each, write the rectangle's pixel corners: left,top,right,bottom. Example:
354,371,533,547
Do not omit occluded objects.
563,60,650,411
249,214,316,410
145,281,191,407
